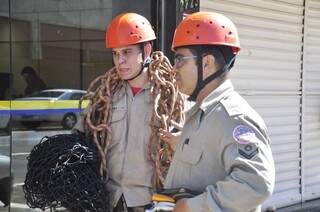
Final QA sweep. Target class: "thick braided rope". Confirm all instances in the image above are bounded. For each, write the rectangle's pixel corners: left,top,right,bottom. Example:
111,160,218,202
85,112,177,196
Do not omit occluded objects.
80,51,184,187
148,51,185,187
80,67,125,177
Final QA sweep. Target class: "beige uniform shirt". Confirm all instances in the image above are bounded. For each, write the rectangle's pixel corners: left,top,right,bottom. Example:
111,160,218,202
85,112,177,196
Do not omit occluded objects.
74,83,154,207
164,80,275,212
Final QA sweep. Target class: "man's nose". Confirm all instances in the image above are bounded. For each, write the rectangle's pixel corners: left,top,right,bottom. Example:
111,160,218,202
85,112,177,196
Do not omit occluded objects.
116,54,126,64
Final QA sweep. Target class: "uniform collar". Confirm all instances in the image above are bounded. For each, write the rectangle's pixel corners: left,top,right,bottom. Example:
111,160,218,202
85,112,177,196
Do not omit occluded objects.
124,81,152,104
199,79,234,113
186,79,234,120
125,81,151,96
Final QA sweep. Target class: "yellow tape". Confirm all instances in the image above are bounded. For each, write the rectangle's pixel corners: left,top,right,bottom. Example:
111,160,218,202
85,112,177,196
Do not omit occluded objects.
0,101,10,110
152,194,175,203
0,100,89,110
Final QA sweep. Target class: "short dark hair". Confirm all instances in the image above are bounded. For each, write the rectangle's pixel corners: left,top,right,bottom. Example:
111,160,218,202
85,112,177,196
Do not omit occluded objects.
188,45,234,69
21,66,36,76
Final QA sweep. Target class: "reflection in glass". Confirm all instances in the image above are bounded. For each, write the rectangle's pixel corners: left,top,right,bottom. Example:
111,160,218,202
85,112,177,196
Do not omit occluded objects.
82,40,113,89
0,85,10,134
0,1,11,211
8,0,155,210
0,17,10,42
14,89,86,130
9,0,114,211
179,0,199,13
41,41,81,89
0,154,10,209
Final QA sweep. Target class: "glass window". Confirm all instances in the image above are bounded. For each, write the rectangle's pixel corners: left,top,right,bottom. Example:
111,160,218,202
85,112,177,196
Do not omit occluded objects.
0,1,11,211
69,92,85,100
27,91,63,98
7,1,154,211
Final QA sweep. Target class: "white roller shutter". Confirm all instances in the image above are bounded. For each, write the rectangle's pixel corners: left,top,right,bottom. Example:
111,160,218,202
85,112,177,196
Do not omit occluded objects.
200,0,304,209
302,0,320,202
246,95,302,209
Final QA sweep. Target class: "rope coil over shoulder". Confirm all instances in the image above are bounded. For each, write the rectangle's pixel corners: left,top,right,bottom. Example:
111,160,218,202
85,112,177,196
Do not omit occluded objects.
81,51,185,188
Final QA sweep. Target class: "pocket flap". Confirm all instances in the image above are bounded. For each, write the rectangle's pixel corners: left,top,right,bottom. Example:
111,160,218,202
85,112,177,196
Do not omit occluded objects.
179,145,203,165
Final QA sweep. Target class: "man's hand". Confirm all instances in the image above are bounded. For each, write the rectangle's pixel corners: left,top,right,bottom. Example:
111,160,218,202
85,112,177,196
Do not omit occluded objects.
159,129,181,151
159,120,183,151
173,199,190,212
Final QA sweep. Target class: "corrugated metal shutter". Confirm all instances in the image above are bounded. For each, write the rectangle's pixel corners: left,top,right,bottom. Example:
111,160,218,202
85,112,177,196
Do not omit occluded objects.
302,0,320,202
200,0,304,209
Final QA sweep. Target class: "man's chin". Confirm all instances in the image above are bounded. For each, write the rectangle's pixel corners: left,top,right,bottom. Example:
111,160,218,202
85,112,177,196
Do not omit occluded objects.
118,73,131,81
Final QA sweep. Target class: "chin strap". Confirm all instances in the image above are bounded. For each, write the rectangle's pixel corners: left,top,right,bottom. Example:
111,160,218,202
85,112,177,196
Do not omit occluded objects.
126,57,151,81
188,54,236,101
126,43,151,81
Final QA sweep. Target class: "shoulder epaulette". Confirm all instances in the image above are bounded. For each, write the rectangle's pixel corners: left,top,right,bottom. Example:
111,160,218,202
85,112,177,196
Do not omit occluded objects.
220,96,243,117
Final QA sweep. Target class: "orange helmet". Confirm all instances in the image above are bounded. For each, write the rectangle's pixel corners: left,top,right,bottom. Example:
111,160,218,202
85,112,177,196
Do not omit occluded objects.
106,13,156,48
172,12,240,53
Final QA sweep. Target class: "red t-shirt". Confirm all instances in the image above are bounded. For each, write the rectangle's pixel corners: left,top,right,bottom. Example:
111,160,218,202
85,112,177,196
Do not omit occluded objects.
131,86,142,96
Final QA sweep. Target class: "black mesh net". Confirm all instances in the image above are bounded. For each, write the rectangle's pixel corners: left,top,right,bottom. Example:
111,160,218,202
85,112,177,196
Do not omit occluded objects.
23,132,110,211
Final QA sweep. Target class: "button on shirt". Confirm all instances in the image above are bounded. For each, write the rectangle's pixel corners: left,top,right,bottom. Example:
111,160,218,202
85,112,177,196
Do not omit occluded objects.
164,80,275,212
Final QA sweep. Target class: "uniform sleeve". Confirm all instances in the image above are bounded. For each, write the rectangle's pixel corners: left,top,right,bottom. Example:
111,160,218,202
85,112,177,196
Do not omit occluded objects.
72,106,89,133
186,122,275,212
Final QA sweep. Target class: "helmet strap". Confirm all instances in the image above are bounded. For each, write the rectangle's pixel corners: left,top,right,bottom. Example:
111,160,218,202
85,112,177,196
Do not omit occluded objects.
188,51,235,101
126,43,151,81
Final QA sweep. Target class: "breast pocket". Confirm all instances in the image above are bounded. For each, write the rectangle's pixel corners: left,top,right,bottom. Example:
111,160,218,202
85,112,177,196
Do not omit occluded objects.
178,143,203,165
174,142,203,188
109,108,126,148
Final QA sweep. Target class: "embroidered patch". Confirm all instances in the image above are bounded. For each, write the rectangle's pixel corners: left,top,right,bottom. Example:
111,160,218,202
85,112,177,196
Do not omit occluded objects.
233,125,256,144
238,143,259,159
233,125,259,159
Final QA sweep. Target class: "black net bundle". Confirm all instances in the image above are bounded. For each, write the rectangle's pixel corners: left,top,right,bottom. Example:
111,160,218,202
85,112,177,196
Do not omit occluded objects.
23,132,110,212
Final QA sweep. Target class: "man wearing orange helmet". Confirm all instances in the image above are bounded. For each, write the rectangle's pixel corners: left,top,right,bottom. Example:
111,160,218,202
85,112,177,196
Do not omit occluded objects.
104,13,155,212
164,12,275,211
74,13,176,212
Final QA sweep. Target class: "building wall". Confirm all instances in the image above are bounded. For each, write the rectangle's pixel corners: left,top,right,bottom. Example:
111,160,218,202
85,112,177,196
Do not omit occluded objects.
301,0,320,202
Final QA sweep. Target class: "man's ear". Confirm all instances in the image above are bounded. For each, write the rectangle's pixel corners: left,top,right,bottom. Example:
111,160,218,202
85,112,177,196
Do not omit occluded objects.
143,42,152,59
202,54,215,79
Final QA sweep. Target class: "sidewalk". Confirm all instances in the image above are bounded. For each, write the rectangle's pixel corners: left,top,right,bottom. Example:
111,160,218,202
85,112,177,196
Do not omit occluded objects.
276,198,320,212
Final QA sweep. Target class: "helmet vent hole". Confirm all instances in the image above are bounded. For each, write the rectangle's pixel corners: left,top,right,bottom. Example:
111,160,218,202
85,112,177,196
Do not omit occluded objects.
228,31,232,35
136,25,139,28
209,21,213,24
139,36,142,39
222,25,225,28
130,32,133,35
142,22,145,25
187,30,190,34
196,36,199,39
196,24,200,27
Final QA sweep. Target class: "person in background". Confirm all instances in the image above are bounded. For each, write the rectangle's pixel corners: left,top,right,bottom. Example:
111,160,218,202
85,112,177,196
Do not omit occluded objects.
20,66,47,96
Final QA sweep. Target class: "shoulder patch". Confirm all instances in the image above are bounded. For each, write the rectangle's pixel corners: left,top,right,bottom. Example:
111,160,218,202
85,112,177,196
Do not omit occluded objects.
233,125,259,159
233,125,257,144
238,143,259,159
220,97,242,117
